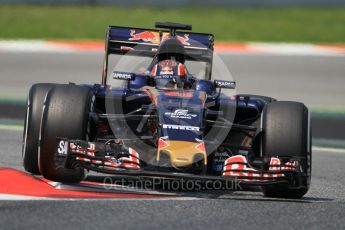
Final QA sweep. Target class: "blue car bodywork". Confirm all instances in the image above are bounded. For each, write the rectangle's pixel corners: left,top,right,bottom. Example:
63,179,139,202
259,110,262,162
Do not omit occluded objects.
33,23,310,195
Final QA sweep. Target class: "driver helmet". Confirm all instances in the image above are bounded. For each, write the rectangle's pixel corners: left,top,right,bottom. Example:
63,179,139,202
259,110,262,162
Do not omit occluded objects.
151,59,187,89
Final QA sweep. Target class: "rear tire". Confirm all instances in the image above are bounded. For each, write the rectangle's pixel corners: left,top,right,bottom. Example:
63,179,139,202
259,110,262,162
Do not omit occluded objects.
262,101,311,199
22,83,57,175
39,84,94,183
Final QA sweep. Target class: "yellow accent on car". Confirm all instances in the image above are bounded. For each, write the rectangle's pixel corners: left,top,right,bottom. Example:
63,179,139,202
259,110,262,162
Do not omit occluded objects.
157,140,207,168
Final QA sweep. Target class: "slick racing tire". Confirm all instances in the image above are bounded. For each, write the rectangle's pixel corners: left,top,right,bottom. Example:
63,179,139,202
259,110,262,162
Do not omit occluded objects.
23,83,57,175
261,101,311,199
39,84,94,183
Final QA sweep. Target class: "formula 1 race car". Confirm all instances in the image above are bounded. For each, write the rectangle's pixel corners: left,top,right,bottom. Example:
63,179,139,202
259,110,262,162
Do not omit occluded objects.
22,22,311,198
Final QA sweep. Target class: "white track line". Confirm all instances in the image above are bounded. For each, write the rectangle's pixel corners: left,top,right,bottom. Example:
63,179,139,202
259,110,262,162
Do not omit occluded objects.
0,124,23,131
0,194,52,200
0,40,75,53
0,40,344,56
312,146,345,154
248,42,345,56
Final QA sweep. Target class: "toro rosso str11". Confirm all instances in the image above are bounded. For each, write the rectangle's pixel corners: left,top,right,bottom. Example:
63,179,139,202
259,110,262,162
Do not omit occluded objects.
23,22,311,198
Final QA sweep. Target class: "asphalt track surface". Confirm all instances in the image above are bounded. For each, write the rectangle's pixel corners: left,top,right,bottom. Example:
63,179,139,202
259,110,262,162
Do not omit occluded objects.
0,128,345,229
0,52,345,229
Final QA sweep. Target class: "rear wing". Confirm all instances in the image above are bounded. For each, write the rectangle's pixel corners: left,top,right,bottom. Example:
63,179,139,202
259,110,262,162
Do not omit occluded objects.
102,24,214,84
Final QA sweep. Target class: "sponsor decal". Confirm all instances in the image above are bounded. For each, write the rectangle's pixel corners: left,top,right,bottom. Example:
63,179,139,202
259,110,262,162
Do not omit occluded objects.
128,30,191,46
128,30,160,43
163,124,200,131
214,80,236,89
164,92,193,98
112,71,134,80
156,74,174,79
213,152,230,164
212,150,230,172
162,32,191,46
57,140,68,156
164,109,197,119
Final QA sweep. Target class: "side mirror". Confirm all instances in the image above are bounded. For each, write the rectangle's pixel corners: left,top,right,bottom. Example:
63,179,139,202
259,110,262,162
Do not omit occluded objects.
112,71,136,81
214,80,236,89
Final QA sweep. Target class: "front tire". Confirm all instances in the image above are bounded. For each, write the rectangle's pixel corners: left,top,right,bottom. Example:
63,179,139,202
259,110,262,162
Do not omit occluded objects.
39,84,94,183
262,101,311,199
22,83,57,174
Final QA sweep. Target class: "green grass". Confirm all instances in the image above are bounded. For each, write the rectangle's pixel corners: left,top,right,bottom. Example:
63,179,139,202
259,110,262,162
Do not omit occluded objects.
0,5,345,42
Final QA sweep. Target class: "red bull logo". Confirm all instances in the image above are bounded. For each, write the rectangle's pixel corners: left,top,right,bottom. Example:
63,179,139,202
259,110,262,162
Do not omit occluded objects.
129,30,160,43
176,34,190,46
162,32,191,46
129,29,191,46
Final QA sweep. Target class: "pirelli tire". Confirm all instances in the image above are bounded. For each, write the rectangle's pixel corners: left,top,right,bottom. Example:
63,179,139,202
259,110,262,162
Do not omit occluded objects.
261,101,312,199
39,84,95,183
22,83,57,175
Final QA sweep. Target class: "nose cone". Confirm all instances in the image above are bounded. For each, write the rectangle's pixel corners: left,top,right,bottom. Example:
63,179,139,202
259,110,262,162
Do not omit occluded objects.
157,140,207,168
